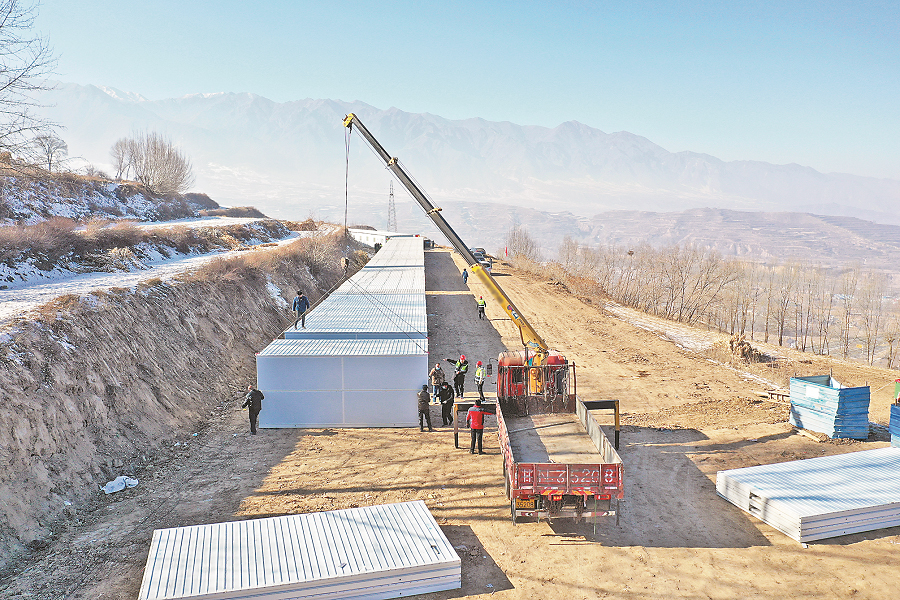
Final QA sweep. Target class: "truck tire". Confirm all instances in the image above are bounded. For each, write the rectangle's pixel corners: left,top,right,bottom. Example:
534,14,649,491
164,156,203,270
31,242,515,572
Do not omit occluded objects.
510,497,517,525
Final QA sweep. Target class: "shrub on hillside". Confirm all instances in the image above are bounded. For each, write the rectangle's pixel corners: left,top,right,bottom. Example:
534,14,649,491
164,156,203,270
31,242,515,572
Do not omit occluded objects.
184,192,219,210
198,206,267,218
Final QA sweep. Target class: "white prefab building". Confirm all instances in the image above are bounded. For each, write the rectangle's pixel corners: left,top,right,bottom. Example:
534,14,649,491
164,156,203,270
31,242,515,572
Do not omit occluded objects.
138,500,461,600
257,337,428,428
259,236,429,428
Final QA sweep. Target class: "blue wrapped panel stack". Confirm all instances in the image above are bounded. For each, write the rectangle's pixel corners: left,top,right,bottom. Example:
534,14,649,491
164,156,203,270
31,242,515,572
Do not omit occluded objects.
891,404,900,448
789,375,870,440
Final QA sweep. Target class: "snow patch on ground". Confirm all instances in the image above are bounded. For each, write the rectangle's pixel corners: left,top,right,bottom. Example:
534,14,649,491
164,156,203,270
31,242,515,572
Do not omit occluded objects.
266,279,289,308
0,231,305,327
602,300,722,353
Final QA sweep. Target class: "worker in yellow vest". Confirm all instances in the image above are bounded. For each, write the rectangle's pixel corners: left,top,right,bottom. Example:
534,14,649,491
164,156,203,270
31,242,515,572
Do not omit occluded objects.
476,296,486,320
474,361,487,402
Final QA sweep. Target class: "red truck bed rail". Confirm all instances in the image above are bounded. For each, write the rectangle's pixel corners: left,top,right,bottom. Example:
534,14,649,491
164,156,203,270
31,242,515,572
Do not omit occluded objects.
498,395,624,525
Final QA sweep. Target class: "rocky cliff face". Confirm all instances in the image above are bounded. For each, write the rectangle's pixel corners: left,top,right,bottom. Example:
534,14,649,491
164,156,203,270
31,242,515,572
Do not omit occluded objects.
0,235,355,572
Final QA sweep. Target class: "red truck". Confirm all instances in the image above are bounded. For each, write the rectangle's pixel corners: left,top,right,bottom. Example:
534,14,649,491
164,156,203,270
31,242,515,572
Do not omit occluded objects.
496,352,624,524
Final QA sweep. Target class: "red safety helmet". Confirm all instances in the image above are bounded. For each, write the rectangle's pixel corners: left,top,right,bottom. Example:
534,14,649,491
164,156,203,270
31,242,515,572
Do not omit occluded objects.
460,354,466,361
476,361,482,366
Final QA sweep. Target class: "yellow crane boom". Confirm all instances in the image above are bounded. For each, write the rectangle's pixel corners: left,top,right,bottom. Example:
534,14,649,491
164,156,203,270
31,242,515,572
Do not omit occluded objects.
343,112,550,363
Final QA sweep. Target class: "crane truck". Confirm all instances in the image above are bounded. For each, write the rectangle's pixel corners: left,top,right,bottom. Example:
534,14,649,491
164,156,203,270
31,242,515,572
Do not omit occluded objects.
343,114,624,524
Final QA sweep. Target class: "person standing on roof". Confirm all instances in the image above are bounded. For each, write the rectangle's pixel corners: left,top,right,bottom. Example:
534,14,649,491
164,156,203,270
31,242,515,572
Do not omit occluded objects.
429,363,445,400
292,291,310,329
417,384,433,432
466,398,487,454
476,296,486,320
462,268,468,284
242,385,264,435
446,354,469,398
474,360,488,402
438,381,455,426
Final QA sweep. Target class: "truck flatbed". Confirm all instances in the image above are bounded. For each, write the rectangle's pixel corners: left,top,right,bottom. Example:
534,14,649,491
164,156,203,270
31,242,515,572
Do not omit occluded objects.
506,413,608,464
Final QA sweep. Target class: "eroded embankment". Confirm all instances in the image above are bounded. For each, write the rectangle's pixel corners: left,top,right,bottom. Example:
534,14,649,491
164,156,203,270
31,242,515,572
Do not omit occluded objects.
0,233,367,572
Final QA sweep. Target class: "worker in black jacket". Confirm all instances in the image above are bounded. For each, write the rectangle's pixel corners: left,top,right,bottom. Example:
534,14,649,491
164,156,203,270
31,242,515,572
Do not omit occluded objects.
417,385,433,432
446,354,469,398
438,381,455,426
242,385,264,434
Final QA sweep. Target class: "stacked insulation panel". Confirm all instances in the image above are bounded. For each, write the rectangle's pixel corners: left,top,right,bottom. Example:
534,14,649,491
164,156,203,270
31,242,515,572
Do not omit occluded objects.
138,501,461,600
789,375,870,439
717,447,900,542
257,236,429,428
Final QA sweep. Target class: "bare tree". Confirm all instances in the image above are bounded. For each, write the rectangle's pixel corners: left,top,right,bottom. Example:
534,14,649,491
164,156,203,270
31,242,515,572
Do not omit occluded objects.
558,236,579,274
0,1,58,159
505,225,541,264
110,137,132,180
32,132,66,172
858,273,886,365
838,265,860,359
128,131,195,194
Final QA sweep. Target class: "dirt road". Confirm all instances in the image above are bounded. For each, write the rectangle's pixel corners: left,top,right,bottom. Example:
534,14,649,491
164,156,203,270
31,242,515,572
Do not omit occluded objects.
3,248,896,599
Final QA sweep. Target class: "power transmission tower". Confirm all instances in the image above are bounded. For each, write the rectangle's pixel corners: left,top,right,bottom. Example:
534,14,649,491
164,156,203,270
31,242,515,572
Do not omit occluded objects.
387,181,397,231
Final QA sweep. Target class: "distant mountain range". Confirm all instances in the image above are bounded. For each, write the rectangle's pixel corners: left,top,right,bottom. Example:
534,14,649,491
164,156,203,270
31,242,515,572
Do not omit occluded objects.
35,82,900,253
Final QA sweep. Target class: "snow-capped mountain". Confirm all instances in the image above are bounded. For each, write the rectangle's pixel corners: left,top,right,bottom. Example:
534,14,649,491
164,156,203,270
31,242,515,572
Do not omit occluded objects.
35,82,900,233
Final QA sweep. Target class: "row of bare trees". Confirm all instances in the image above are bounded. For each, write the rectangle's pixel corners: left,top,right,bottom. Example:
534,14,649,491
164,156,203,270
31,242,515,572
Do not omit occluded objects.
508,228,899,367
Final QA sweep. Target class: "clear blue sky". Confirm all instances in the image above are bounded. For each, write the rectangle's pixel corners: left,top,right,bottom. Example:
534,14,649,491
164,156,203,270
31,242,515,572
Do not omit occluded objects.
35,0,900,179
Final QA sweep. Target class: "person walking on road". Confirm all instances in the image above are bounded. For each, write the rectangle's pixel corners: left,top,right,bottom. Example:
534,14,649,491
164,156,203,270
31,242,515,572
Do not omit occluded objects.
474,360,488,402
438,381,455,426
462,268,468,284
466,398,487,454
293,291,310,329
242,385,264,435
417,385,433,432
476,296,486,320
429,363,445,400
446,354,469,398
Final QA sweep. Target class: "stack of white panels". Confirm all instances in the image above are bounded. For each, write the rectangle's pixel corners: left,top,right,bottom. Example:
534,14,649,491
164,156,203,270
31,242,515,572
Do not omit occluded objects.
258,338,428,427
717,447,900,542
138,500,460,600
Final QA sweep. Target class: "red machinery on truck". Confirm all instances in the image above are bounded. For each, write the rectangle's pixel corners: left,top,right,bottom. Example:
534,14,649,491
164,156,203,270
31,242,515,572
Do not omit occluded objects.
343,114,624,524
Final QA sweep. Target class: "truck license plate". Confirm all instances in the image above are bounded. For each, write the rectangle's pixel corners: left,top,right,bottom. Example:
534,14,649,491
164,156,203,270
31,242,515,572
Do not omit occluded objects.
515,498,536,509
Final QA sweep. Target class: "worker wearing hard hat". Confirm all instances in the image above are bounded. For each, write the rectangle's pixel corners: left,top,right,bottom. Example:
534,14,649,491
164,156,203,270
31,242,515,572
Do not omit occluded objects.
474,361,488,403
446,354,469,398
477,296,486,320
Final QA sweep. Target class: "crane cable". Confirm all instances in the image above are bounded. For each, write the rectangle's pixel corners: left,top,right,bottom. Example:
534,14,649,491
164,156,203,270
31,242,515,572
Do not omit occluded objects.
344,123,352,257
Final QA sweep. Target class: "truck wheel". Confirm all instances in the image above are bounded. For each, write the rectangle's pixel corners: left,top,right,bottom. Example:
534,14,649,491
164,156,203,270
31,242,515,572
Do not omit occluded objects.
510,497,517,525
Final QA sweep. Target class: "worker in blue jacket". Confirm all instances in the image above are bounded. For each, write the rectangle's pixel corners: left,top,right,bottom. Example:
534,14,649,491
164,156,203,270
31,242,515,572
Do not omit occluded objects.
293,290,310,329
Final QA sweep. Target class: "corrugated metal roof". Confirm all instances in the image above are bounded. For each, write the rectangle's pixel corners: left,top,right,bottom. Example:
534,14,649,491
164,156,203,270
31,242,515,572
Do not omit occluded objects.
285,293,427,337
138,500,460,600
719,447,900,517
335,267,425,295
261,337,428,356
365,237,425,268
